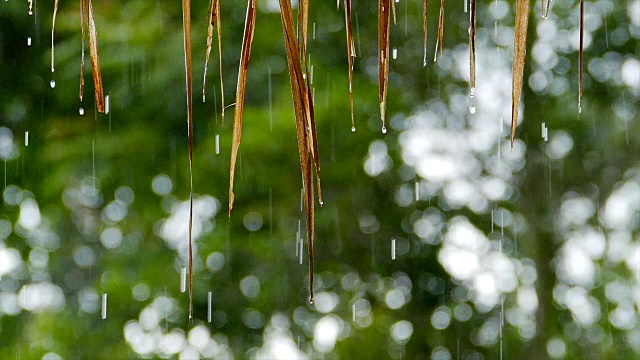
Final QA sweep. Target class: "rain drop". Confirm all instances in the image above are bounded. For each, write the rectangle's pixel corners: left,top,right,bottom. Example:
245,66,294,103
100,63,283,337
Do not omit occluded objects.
50,80,56,88
469,105,476,114
79,107,85,116
27,37,32,46
382,126,387,134
351,126,356,132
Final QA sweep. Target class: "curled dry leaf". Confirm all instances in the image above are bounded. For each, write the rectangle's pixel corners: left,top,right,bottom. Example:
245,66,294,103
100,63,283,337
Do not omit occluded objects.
511,0,530,146
423,0,428,66
80,0,87,101
344,0,356,130
87,0,104,112
378,0,390,131
469,0,476,94
279,0,323,304
434,0,444,61
51,0,59,73
203,0,225,122
229,0,256,218
181,0,195,321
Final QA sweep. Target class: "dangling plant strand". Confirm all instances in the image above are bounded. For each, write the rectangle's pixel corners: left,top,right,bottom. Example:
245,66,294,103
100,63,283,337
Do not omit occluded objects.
87,0,104,112
229,0,256,218
541,0,551,19
391,0,397,25
578,0,584,113
344,0,356,130
279,0,321,305
469,0,476,94
423,0,428,66
297,0,309,62
378,0,390,132
434,0,444,61
203,0,224,122
511,0,530,146
51,0,59,73
181,0,194,321
80,0,86,102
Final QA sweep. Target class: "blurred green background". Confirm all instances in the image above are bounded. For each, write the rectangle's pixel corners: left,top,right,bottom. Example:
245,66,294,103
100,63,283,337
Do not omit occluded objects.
1,0,639,358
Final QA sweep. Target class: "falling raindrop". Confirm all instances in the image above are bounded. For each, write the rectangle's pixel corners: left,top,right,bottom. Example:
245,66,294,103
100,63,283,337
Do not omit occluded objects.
391,238,396,260
180,267,187,293
207,291,213,323
101,293,107,319
469,104,476,114
24,132,28,146
392,48,397,60
105,94,110,114
79,107,85,116
27,37,32,46
50,80,56,88
215,134,220,154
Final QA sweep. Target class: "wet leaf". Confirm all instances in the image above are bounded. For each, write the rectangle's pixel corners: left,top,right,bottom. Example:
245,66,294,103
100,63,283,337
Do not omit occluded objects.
181,0,194,321
541,0,551,19
391,0,397,25
203,0,225,122
423,0,428,66
228,0,256,218
511,0,530,146
378,0,390,131
579,0,584,114
80,0,87,102
435,0,444,61
51,0,59,73
87,0,104,112
297,0,308,62
469,0,476,94
279,0,322,304
344,0,356,130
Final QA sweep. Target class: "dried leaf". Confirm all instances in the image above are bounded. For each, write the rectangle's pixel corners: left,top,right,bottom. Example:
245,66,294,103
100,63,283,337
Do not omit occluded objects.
511,0,530,146
469,0,476,94
378,0,390,131
228,0,256,218
578,0,584,114
297,0,308,61
51,0,59,73
344,0,356,130
80,0,86,102
203,0,225,122
423,0,428,66
434,0,444,61
391,0,397,25
87,0,104,112
279,0,322,304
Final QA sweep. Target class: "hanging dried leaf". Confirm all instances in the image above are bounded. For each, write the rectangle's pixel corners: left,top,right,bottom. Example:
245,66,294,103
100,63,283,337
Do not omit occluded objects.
203,0,225,122
51,0,59,73
87,0,104,112
279,0,322,304
181,0,195,321
469,0,476,94
378,0,390,131
434,0,444,61
297,0,309,61
391,0,397,25
344,0,356,130
80,0,87,101
228,0,256,218
423,0,428,66
578,0,584,113
511,0,530,146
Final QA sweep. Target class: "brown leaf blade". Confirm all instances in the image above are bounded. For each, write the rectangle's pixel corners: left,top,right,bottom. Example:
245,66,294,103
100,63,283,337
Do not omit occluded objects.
229,0,257,218
344,0,356,130
423,0,428,66
87,0,104,112
80,0,86,102
579,0,584,113
203,0,224,124
469,0,476,94
279,0,321,304
51,0,59,73
511,0,530,146
378,0,390,132
181,0,195,322
435,0,444,61
297,0,309,62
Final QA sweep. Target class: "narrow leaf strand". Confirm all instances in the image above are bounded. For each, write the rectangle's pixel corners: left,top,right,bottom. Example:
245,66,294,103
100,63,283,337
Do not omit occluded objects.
229,0,257,218
87,0,104,112
80,0,86,102
344,0,356,130
423,0,428,66
511,0,530,146
378,0,390,131
579,0,584,114
51,0,59,73
469,0,476,94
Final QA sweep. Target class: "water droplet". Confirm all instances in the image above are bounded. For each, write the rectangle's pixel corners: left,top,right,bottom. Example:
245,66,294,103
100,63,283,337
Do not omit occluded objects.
578,105,582,114
319,201,324,207
50,80,56,88
28,10,33,15
27,37,31,46
470,87,475,97
469,105,476,114
309,297,314,305
79,107,85,116
351,126,356,133
382,126,387,134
